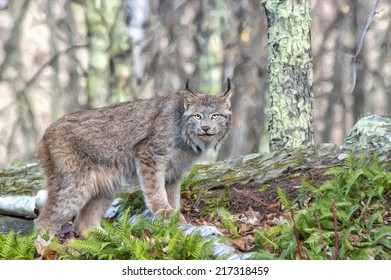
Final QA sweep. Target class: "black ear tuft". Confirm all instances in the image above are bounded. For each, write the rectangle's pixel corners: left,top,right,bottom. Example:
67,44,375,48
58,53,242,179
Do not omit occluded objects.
186,79,190,91
223,78,231,96
185,79,197,97
184,79,198,110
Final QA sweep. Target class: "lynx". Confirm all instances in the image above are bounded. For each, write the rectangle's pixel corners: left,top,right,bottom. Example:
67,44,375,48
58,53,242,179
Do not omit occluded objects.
35,79,232,236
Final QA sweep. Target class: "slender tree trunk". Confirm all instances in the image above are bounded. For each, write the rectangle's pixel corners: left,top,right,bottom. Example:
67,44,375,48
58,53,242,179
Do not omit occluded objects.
217,0,266,160
86,0,131,108
194,0,225,93
262,0,314,150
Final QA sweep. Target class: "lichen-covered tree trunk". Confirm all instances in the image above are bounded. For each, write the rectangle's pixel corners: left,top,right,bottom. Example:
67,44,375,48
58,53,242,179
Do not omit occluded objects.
262,0,314,150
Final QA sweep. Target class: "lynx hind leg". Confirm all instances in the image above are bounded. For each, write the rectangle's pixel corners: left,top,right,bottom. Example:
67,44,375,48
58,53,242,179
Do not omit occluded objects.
35,179,82,237
35,138,83,236
73,166,120,236
73,194,113,237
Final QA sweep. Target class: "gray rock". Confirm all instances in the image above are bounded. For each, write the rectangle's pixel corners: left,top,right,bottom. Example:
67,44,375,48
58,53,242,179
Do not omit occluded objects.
0,215,34,235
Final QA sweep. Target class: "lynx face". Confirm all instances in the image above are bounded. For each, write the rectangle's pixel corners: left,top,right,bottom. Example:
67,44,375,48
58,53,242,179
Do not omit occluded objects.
182,84,232,152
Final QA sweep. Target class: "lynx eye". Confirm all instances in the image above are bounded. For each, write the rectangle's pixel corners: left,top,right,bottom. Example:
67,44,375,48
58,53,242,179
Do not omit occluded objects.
193,114,202,120
210,114,220,120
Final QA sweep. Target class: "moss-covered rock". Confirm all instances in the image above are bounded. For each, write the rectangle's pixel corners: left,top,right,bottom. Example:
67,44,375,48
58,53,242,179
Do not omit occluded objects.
344,114,391,150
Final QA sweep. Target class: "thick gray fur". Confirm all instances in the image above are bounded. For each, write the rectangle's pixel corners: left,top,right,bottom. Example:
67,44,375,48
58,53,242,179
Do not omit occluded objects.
35,81,232,236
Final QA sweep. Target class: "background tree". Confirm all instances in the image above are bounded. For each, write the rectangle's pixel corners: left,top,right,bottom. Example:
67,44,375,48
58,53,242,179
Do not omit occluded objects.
86,0,132,107
262,0,314,150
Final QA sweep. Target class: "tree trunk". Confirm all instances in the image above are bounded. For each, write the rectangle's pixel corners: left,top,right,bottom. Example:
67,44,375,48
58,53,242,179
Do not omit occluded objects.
262,0,314,150
86,0,131,108
217,0,267,160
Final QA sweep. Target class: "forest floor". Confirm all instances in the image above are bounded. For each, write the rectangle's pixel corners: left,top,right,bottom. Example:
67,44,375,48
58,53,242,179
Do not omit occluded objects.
1,150,390,259
47,163,390,257
181,167,334,253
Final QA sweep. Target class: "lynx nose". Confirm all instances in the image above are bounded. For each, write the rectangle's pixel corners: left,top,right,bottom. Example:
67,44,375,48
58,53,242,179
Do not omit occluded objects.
201,125,210,132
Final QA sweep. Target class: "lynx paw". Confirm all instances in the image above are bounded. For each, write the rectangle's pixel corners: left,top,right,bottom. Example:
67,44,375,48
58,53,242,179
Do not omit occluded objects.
154,208,187,223
155,208,176,220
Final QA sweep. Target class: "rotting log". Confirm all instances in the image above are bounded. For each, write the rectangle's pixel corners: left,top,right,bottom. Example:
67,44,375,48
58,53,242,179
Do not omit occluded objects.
1,144,390,197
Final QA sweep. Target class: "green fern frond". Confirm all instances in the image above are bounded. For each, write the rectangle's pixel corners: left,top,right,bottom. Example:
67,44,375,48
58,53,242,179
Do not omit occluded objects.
249,250,277,260
67,239,109,257
14,232,36,260
373,226,391,245
0,231,15,259
277,187,292,209
255,230,279,251
0,231,36,260
218,208,239,238
132,239,152,260
190,235,207,259
344,169,365,199
116,207,131,236
366,211,383,239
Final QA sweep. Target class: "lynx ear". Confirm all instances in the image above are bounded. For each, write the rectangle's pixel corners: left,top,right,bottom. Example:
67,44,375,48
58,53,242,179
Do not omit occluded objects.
220,78,232,109
184,79,198,110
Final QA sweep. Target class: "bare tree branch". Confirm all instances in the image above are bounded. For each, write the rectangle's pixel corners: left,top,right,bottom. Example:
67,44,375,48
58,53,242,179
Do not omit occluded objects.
350,0,380,94
15,44,88,98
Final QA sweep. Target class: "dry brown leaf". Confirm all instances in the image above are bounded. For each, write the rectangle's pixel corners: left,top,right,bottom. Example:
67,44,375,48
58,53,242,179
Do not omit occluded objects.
232,238,246,251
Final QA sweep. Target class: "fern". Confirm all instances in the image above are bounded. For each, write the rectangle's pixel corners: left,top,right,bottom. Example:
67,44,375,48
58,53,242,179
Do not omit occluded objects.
218,208,239,238
0,231,16,260
53,208,219,260
277,187,292,209
0,231,36,260
14,232,36,260
251,154,391,260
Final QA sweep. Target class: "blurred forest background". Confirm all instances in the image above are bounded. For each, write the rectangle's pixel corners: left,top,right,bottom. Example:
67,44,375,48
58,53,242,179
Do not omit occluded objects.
0,0,390,168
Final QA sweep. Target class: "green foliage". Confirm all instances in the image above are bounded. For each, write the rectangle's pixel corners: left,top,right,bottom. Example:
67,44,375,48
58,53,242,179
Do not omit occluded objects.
0,231,36,260
252,154,391,260
115,190,146,216
277,187,292,209
56,209,218,260
181,164,203,191
200,185,231,215
218,208,240,238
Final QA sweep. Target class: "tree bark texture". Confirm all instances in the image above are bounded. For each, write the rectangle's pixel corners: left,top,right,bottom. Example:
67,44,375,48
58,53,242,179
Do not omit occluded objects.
263,0,314,150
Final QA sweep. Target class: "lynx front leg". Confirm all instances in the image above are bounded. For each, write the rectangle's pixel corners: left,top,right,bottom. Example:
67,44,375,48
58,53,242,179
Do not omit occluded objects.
135,149,174,219
165,180,181,210
166,180,187,223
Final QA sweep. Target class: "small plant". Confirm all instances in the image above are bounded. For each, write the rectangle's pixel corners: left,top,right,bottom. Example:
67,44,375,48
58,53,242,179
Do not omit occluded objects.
115,190,146,216
201,185,231,216
218,208,240,238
